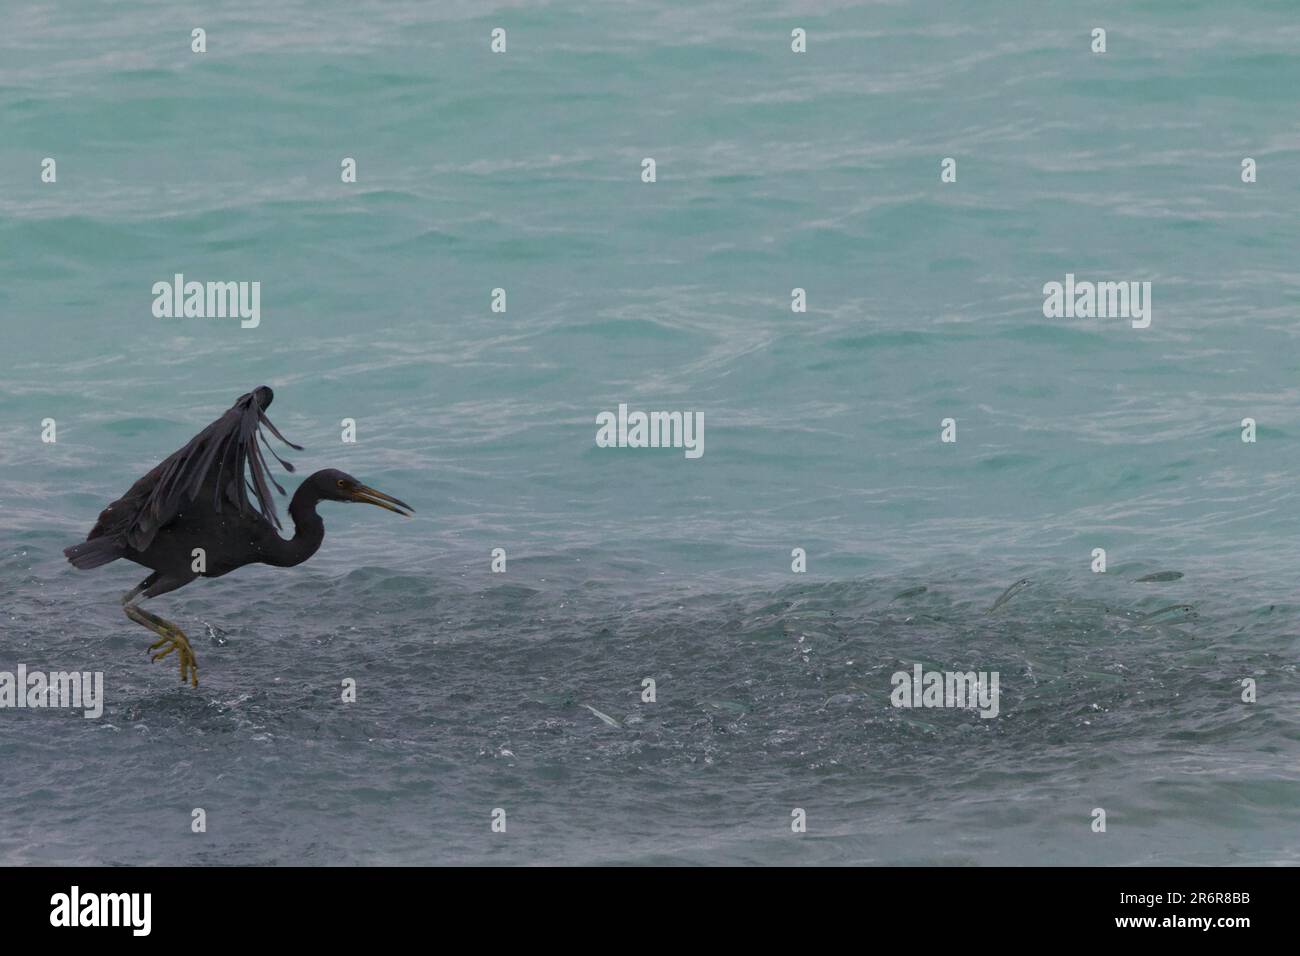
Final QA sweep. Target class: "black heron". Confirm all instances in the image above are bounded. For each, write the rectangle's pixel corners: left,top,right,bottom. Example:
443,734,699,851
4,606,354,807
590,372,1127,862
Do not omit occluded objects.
63,385,412,687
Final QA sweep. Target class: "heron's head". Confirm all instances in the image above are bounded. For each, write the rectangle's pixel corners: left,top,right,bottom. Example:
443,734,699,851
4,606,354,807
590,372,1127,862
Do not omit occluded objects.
311,469,413,516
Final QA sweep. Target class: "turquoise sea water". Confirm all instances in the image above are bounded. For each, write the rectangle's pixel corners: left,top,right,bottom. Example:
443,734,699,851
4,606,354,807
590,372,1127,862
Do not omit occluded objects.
1,1,1297,864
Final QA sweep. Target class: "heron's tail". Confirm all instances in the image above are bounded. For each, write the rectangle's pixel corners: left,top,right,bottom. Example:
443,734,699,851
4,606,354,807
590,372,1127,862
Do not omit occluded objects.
63,538,123,569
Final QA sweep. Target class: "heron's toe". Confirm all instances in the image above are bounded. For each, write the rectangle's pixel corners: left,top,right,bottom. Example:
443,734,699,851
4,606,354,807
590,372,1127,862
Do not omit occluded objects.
149,630,199,688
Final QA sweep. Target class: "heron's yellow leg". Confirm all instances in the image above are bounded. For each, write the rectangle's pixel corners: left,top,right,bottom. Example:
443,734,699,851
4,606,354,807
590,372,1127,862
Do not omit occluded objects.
124,605,200,688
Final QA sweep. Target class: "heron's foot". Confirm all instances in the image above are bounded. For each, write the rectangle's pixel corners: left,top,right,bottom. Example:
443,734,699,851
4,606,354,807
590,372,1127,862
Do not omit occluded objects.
124,605,199,688
149,629,199,688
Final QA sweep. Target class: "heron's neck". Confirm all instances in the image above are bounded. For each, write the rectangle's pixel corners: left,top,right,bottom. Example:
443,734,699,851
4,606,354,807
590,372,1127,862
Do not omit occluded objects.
264,484,325,567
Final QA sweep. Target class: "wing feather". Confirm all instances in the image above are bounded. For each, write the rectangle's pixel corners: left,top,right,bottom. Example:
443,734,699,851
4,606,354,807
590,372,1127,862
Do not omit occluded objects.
85,386,302,552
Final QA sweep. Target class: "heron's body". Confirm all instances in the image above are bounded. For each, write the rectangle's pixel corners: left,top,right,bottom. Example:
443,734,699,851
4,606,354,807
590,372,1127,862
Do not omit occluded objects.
64,386,411,686
102,475,324,579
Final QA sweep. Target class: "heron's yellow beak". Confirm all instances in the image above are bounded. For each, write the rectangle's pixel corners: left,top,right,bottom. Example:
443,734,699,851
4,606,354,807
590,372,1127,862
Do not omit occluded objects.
351,484,414,516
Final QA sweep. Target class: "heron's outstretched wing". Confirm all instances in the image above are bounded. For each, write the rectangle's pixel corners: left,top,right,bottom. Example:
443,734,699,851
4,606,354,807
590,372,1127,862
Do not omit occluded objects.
87,385,303,552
